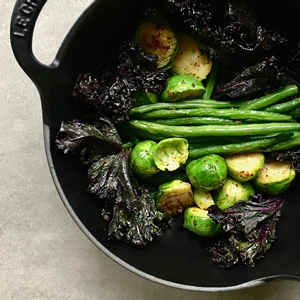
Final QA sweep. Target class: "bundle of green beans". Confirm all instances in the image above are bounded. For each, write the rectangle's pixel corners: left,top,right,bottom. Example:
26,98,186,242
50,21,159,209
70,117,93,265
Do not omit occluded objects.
126,84,300,157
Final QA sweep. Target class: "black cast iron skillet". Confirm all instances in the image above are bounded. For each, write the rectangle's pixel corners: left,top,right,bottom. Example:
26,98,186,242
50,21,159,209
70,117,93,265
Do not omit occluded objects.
10,0,300,291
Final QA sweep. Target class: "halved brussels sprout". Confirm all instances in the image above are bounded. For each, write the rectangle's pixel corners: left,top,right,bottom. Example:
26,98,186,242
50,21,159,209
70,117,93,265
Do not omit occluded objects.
152,138,189,171
225,153,265,182
130,140,160,179
213,178,255,210
186,154,227,191
253,157,296,195
171,33,212,81
135,21,178,69
156,180,194,216
161,74,205,102
193,189,215,210
183,207,223,237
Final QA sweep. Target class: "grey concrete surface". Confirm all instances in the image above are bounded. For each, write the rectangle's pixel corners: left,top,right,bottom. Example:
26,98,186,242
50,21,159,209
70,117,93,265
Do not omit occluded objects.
2,0,300,299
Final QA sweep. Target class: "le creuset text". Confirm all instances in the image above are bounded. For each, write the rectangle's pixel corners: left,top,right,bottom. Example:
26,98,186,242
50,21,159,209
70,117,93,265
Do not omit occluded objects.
12,0,39,38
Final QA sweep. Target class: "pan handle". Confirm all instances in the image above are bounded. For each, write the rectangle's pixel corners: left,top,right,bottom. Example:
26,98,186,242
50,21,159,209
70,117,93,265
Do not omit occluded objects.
10,0,52,90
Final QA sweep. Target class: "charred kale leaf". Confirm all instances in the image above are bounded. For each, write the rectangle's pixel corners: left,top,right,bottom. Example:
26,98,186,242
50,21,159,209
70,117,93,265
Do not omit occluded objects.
55,117,122,164
88,149,170,246
165,0,287,76
208,194,285,268
72,43,168,124
56,118,170,246
214,57,286,100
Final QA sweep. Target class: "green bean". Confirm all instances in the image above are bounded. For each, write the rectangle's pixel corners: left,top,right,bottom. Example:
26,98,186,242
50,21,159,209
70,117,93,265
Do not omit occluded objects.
129,99,244,115
290,108,300,120
138,108,292,122
152,117,241,126
264,132,300,151
187,133,294,160
126,120,300,139
263,97,300,113
241,85,298,110
202,64,217,100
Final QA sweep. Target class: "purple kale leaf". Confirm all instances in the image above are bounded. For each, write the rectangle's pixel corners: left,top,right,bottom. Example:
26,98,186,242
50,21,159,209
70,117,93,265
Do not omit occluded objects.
229,216,277,267
88,149,171,246
87,150,139,211
208,238,239,269
208,194,285,268
164,0,217,40
214,57,286,100
55,117,122,163
56,118,170,246
208,195,285,235
72,43,167,124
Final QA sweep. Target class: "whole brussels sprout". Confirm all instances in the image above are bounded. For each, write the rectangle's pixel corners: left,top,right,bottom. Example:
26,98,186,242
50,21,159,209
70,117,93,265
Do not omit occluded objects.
130,140,160,179
156,180,194,216
253,157,296,195
213,178,255,210
183,207,223,237
186,154,227,191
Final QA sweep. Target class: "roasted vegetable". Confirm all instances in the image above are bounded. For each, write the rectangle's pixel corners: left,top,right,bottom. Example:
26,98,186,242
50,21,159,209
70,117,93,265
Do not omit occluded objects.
160,75,205,102
188,133,294,159
156,180,194,216
186,154,227,191
183,207,223,237
135,21,178,69
138,108,293,122
208,194,285,268
152,138,189,171
56,118,170,246
213,178,255,210
130,140,161,179
55,117,122,163
225,153,265,182
127,120,299,140
241,85,298,110
253,157,296,195
129,98,246,115
72,42,168,124
193,189,215,210
202,63,217,99
171,34,212,81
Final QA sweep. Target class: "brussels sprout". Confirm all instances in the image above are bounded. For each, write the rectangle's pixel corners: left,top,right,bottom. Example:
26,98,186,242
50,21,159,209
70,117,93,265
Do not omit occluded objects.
213,178,255,210
135,21,178,69
186,154,227,191
183,207,223,237
253,157,296,195
133,91,159,107
161,75,205,102
171,33,213,81
156,180,194,216
130,140,160,179
193,189,215,210
225,153,265,182
152,138,189,171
